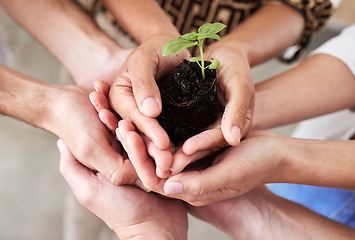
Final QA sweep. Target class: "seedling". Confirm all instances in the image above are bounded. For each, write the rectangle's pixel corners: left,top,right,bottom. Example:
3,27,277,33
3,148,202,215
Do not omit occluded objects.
163,22,226,79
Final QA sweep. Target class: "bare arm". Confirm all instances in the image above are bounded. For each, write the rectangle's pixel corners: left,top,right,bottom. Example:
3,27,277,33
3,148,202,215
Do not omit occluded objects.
210,2,304,66
274,135,355,190
253,53,355,130
187,187,355,240
0,65,56,129
0,64,137,185
103,0,181,43
0,0,127,89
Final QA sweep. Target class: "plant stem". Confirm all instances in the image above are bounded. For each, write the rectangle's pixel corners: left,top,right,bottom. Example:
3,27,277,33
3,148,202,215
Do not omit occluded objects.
198,39,205,80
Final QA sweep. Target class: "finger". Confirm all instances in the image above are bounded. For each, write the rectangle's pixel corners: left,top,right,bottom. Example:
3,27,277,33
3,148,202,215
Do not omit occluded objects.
118,120,174,178
98,109,119,134
220,70,254,146
181,128,226,155
126,51,162,118
109,74,170,150
164,157,239,205
169,128,226,174
117,120,162,191
93,80,110,96
68,131,138,186
89,91,110,112
140,134,174,179
171,149,214,175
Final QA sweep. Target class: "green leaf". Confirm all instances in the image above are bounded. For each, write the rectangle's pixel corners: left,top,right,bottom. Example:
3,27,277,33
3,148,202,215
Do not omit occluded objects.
198,22,226,34
198,33,221,41
208,58,220,69
163,38,197,56
180,32,199,41
189,57,202,62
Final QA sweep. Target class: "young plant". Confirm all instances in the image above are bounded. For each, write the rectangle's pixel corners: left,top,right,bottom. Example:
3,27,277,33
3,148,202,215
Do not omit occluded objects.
163,22,226,80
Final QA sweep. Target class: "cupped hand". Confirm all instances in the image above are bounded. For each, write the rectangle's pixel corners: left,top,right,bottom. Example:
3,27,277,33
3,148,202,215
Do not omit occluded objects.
59,140,188,240
108,35,190,151
171,44,255,174
90,80,174,179
51,85,137,185
164,131,284,206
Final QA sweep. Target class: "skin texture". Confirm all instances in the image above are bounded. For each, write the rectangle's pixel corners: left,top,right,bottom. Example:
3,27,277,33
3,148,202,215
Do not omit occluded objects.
59,139,188,240
59,142,355,239
0,65,138,185
104,1,304,169
0,0,138,185
89,51,355,205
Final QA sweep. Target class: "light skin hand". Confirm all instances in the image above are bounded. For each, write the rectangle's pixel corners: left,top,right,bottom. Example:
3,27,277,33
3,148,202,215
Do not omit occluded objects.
51,85,138,185
171,44,255,174
90,80,174,179
115,119,169,193
58,140,188,240
108,35,189,150
166,129,355,205
164,131,283,206
171,2,304,172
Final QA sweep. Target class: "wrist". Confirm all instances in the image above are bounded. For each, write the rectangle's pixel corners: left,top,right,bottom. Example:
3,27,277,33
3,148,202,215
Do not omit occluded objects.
0,65,59,131
264,134,294,184
114,224,186,240
63,36,125,89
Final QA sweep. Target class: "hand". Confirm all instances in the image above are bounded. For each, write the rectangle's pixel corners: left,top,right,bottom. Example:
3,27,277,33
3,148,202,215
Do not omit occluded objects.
50,85,137,185
90,80,174,179
164,131,283,206
59,140,188,240
108,35,189,151
171,44,255,174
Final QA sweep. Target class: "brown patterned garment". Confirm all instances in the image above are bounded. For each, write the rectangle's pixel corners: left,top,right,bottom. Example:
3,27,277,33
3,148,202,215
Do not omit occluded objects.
75,0,335,62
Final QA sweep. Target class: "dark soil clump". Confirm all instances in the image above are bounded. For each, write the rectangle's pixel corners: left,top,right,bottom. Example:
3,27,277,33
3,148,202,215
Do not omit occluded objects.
157,59,219,146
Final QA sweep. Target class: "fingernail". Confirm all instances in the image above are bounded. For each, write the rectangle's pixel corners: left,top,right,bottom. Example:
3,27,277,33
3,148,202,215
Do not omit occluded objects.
141,97,159,117
231,126,241,143
115,128,122,142
93,83,101,93
89,96,98,108
98,113,106,125
164,181,184,195
57,139,65,153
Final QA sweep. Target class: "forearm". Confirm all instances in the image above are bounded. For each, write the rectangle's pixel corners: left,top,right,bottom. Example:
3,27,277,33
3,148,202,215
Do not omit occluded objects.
0,0,124,88
0,65,57,130
210,2,304,66
271,191,355,240
253,54,355,130
103,0,180,43
273,136,355,190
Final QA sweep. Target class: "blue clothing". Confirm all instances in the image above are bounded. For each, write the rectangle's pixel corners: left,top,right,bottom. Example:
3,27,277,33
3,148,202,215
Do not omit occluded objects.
268,183,355,228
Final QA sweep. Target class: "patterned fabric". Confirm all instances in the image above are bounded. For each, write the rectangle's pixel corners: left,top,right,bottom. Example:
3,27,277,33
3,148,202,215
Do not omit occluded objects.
74,0,335,62
278,0,335,62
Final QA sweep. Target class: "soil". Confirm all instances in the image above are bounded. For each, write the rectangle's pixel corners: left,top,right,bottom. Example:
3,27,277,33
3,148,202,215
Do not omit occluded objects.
157,59,219,147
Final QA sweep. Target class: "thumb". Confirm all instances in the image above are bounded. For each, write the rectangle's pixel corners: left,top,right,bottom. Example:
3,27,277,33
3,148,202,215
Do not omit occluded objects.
64,136,138,186
221,84,254,146
163,160,235,206
128,51,162,118
89,143,138,186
